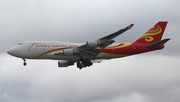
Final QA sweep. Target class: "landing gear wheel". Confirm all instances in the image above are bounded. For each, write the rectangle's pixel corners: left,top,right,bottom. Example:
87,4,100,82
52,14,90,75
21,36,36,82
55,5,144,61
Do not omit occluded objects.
77,61,82,69
82,59,92,67
22,58,27,66
76,58,93,69
23,62,27,66
86,60,92,67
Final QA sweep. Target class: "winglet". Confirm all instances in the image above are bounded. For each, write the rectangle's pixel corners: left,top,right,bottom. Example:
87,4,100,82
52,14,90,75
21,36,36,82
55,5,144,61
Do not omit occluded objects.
125,24,134,30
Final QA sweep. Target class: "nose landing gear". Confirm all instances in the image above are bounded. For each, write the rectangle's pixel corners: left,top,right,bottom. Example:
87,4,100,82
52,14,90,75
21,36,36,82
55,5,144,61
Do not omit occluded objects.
23,58,27,66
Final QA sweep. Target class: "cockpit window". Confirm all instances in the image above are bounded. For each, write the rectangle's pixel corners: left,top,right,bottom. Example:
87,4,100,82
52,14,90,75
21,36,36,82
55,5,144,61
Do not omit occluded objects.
18,43,23,45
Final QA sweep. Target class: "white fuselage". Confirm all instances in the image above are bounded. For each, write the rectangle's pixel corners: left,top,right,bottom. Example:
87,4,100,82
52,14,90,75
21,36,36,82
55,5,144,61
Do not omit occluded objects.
7,41,116,61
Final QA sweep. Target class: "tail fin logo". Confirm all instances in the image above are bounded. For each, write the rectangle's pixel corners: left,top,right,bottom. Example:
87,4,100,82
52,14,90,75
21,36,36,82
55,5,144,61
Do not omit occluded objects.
141,25,162,42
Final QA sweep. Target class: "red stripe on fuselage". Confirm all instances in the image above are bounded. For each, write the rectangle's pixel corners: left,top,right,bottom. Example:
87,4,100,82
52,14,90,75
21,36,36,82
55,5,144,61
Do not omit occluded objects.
100,43,163,56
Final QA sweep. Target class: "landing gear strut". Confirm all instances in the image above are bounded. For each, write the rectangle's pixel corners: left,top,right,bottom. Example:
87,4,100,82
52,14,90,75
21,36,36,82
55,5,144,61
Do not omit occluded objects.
76,59,93,69
23,58,27,66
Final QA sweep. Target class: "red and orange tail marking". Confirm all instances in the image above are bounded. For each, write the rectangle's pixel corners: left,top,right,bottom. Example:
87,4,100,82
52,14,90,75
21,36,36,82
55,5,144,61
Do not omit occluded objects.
134,21,168,44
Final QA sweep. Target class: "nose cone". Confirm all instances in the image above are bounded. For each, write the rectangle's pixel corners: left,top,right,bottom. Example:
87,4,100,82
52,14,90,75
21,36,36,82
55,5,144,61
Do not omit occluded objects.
7,47,19,57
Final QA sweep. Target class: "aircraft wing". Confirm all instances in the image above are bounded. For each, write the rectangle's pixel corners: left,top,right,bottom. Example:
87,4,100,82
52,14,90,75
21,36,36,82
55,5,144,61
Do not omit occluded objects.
73,24,134,59
78,23,134,49
99,24,134,41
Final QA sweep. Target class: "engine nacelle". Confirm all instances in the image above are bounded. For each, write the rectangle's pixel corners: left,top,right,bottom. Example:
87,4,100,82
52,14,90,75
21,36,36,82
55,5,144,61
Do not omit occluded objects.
63,49,74,56
86,40,99,48
58,60,74,67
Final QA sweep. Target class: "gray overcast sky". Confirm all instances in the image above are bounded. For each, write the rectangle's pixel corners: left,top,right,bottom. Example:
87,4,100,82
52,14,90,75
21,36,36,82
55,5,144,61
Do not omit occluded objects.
0,0,180,102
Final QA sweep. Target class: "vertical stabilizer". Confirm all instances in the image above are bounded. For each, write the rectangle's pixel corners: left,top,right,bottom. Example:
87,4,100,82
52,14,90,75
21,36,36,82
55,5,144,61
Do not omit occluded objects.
134,21,168,43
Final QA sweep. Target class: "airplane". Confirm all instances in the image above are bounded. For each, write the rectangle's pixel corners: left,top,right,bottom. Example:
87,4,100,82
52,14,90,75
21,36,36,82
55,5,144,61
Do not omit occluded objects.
7,21,170,69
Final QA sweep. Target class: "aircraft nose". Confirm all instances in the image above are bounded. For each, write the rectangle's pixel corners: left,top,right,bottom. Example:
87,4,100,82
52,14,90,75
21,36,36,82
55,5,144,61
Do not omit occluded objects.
7,47,19,57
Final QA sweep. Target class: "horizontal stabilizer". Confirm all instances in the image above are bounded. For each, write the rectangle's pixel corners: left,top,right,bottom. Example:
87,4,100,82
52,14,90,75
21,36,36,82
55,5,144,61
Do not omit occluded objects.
143,38,170,48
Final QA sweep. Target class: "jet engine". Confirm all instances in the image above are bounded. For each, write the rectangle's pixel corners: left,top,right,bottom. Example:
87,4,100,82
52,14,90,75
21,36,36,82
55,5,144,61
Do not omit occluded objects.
58,60,74,67
63,49,74,56
86,40,99,48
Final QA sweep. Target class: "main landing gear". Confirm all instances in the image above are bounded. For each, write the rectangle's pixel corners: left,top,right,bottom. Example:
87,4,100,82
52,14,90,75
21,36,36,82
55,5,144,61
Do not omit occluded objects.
23,58,27,66
76,59,93,69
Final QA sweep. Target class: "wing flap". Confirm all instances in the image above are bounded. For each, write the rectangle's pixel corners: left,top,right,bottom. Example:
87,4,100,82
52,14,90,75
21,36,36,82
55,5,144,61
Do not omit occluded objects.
79,49,101,59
